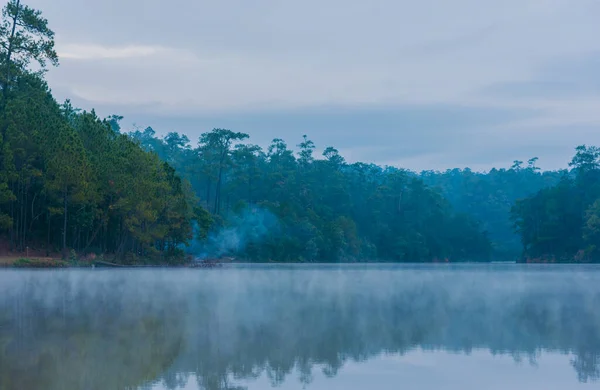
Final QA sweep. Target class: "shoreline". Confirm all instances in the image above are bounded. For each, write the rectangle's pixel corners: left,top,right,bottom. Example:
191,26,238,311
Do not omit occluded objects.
1,256,599,269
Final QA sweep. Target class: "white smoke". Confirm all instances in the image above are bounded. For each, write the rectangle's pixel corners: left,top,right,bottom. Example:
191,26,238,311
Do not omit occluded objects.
192,206,279,260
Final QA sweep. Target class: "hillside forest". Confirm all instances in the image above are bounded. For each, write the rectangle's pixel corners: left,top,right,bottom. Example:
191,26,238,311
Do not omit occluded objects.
0,0,598,264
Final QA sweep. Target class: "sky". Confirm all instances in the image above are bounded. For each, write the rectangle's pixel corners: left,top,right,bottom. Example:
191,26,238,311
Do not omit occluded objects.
27,0,600,171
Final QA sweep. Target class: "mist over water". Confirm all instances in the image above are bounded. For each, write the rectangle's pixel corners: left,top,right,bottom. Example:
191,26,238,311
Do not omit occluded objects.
1,265,600,390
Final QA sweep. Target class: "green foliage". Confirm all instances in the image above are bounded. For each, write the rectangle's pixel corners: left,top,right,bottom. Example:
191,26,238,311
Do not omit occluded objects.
0,76,201,262
135,131,493,262
0,0,58,95
511,145,600,262
569,145,600,173
0,73,199,262
584,199,600,257
421,165,563,259
0,3,202,264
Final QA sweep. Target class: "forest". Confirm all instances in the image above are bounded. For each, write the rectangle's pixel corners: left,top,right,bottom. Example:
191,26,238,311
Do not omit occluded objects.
0,0,598,264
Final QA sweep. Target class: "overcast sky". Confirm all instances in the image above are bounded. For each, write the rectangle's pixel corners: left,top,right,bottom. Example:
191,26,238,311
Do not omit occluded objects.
28,0,600,171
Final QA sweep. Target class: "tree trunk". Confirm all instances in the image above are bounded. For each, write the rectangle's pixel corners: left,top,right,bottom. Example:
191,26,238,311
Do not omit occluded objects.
73,226,79,251
81,221,104,254
62,187,68,257
46,210,50,256
2,0,21,98
27,191,39,244
22,179,27,250
214,170,221,215
214,150,227,215
15,179,21,251
9,182,14,251
205,178,211,212
0,1,22,210
248,175,253,204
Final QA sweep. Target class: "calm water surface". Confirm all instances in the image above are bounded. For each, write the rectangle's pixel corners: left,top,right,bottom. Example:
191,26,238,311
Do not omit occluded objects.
1,264,599,390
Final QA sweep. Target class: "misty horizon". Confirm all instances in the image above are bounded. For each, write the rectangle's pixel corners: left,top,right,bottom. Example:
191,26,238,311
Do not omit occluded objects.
120,124,582,174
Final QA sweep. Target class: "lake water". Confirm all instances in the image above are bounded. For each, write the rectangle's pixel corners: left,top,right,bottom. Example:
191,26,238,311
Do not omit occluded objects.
1,264,599,390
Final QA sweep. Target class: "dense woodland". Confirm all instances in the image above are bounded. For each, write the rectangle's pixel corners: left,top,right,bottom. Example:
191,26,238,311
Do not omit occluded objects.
131,127,494,262
0,0,205,263
511,146,600,262
0,1,598,263
420,163,565,259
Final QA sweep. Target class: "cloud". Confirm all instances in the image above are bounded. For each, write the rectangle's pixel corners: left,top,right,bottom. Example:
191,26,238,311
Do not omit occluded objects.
481,52,600,100
39,0,599,113
58,44,164,60
27,0,600,170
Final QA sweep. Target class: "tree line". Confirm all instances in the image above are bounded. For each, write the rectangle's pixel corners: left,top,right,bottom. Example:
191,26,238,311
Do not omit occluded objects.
131,127,494,262
511,146,600,262
420,161,565,260
0,0,597,263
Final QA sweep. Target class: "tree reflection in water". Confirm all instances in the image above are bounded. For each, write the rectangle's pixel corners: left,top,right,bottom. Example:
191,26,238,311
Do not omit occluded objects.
0,265,599,390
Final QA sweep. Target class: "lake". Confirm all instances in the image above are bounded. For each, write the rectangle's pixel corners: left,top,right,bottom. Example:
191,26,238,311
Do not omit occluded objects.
1,264,599,390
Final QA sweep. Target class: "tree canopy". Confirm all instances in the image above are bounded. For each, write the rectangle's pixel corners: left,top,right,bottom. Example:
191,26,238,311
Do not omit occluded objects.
132,130,493,262
0,1,205,263
511,145,600,262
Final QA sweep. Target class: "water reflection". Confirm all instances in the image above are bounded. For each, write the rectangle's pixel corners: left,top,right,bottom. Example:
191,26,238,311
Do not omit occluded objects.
0,265,599,390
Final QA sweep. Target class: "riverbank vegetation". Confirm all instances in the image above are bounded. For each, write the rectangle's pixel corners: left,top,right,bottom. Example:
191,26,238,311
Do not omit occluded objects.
0,1,207,264
0,1,598,264
511,146,600,262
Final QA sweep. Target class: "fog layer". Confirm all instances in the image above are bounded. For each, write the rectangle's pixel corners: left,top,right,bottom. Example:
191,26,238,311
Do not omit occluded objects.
1,265,599,389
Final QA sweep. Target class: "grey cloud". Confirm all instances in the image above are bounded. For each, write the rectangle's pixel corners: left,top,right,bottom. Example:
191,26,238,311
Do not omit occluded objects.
481,52,600,99
26,0,600,171
32,0,579,61
482,81,600,99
